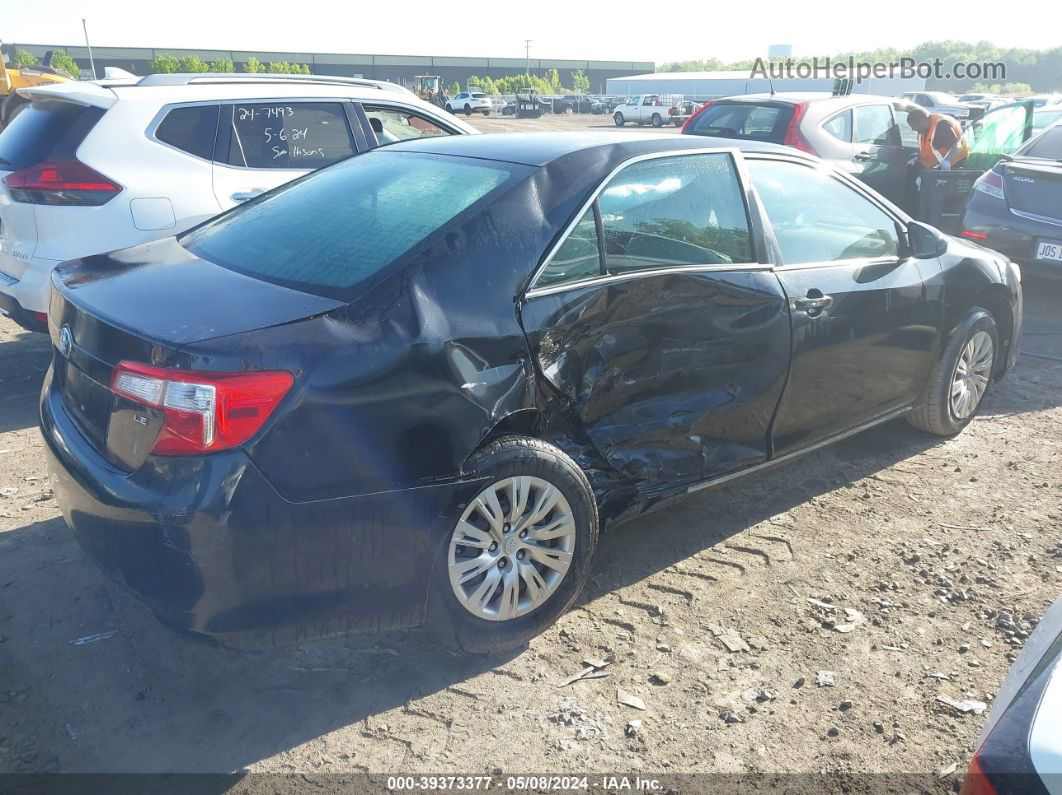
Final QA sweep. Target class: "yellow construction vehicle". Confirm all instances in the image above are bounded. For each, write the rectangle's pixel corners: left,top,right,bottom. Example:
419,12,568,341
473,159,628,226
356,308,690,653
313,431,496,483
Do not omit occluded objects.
413,75,443,104
1,46,76,129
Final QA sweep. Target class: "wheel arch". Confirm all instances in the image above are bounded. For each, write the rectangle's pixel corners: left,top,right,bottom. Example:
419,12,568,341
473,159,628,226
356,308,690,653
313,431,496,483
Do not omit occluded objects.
974,285,1016,378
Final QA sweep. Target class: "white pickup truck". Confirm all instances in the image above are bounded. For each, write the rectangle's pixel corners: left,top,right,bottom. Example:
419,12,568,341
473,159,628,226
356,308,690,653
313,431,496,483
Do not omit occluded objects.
612,94,685,128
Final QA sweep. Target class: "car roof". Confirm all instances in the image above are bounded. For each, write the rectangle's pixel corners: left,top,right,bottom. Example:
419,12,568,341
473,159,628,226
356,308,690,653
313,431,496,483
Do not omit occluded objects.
19,72,418,107
385,131,797,167
715,92,899,108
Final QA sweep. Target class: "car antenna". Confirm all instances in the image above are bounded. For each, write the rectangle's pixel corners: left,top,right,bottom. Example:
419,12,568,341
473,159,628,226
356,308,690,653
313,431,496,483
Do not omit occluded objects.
767,73,776,97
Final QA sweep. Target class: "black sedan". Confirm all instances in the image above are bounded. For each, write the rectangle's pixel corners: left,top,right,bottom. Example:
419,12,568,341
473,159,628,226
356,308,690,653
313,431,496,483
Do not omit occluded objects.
41,133,1022,653
963,122,1062,276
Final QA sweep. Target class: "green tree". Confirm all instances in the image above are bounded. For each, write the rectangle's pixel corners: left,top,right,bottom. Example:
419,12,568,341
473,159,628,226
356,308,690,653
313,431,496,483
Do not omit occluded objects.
14,48,39,66
149,53,180,74
49,50,80,78
548,68,561,92
178,55,209,73
209,56,235,73
242,57,265,73
449,81,461,95
571,69,590,93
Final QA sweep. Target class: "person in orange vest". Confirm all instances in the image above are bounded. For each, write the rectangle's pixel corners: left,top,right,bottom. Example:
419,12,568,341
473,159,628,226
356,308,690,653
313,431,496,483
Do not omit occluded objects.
907,107,969,170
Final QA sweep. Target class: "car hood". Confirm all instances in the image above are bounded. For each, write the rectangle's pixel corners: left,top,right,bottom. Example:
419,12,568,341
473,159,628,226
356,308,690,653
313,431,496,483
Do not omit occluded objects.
52,236,345,346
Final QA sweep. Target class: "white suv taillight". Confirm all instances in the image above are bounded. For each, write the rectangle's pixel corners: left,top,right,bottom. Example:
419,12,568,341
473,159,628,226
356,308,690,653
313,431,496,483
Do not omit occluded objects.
4,159,122,206
111,361,293,455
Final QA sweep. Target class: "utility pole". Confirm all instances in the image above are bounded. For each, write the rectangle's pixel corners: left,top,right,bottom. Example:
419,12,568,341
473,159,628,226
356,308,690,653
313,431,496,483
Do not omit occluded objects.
82,18,97,79
524,39,532,76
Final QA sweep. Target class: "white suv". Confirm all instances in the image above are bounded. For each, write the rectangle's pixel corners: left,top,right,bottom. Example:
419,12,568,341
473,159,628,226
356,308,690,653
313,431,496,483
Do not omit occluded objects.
445,91,492,116
0,72,477,331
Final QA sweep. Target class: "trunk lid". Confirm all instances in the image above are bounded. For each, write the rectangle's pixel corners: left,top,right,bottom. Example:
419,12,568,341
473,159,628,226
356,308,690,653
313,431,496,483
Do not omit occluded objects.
49,237,344,470
1003,159,1062,222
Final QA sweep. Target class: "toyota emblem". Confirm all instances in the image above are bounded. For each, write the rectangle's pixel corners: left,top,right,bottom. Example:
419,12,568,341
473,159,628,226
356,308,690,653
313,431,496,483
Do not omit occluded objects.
58,325,73,357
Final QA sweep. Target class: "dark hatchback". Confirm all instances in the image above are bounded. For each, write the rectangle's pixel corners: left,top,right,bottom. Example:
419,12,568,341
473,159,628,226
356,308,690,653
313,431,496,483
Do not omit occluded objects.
42,133,1022,653
962,122,1062,276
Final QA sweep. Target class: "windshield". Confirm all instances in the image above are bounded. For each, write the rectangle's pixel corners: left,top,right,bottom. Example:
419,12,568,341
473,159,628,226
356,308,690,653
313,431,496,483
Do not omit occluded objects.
928,92,959,104
1020,126,1062,160
182,151,529,299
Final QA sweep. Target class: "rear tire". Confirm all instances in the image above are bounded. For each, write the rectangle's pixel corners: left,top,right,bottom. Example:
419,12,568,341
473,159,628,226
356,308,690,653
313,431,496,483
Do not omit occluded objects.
908,308,998,436
651,113,663,128
613,112,625,127
426,436,598,654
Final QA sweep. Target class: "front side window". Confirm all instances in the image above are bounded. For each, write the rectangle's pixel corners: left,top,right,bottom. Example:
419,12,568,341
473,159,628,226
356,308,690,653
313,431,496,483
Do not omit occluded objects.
597,153,752,272
183,152,527,298
854,105,895,145
223,102,355,169
747,159,899,265
363,106,451,146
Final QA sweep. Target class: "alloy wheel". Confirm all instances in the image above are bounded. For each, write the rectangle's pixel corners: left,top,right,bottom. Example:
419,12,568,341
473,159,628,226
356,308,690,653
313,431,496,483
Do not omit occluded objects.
448,476,576,621
950,330,994,420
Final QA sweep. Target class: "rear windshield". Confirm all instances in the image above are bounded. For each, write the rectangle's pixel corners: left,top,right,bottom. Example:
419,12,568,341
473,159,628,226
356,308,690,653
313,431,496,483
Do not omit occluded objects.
182,151,529,298
688,102,793,143
471,93,487,98
0,101,103,170
1020,126,1062,160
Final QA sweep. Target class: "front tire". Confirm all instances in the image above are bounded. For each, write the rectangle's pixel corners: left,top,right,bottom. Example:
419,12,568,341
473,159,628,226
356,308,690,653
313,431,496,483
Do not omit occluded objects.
445,104,454,114
908,308,998,436
464,104,472,116
651,113,663,128
613,112,625,127
426,437,598,654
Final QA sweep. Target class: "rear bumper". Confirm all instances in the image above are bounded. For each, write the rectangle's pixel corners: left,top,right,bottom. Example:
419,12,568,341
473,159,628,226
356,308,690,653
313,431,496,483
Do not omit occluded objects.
0,256,60,315
40,368,488,647
0,286,47,332
963,196,1062,274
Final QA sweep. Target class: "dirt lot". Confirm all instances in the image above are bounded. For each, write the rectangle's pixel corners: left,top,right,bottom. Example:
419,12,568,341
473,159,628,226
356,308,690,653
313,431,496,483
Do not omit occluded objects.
466,110,683,135
1,117,1061,781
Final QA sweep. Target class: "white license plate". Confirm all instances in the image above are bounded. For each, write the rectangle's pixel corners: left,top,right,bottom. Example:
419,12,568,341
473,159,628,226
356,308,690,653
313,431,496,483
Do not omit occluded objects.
1036,240,1062,262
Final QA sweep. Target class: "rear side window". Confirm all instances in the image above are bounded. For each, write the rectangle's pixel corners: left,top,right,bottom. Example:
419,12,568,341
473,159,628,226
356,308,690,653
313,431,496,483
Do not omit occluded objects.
598,153,752,271
155,105,220,160
1019,125,1062,159
689,103,793,143
222,102,355,169
537,209,601,288
822,110,852,142
182,151,527,297
0,102,103,170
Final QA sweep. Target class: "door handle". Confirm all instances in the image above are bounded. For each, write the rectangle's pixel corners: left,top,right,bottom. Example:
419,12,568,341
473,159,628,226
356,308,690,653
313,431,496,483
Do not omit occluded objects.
854,152,873,161
792,291,833,315
231,188,265,202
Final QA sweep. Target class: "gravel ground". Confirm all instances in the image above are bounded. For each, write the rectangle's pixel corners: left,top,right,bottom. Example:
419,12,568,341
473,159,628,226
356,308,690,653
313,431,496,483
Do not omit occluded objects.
1,131,1060,781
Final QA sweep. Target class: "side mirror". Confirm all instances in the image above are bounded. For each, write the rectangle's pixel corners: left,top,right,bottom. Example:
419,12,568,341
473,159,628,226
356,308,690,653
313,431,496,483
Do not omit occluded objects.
907,221,949,259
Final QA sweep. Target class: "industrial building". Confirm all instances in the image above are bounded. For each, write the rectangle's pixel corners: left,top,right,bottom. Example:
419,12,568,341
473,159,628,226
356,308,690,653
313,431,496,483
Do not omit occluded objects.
606,69,927,101
1,42,652,93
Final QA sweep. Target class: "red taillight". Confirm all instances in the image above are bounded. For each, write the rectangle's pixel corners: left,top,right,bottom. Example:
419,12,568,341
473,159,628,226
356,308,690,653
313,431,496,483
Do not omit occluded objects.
962,229,990,239
110,361,294,455
959,753,998,795
783,102,817,155
680,100,712,134
4,160,121,206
